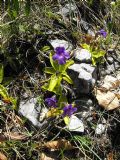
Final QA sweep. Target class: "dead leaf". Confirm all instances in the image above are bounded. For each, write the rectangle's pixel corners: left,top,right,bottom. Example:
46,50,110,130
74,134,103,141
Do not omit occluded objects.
101,75,120,90
0,152,7,160
15,115,24,126
0,135,6,142
44,139,74,150
107,151,114,160
4,132,27,140
96,90,119,110
40,153,54,160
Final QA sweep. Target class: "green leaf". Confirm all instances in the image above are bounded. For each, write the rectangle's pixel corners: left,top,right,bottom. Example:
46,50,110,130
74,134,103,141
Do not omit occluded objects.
41,83,49,91
62,72,73,84
49,52,59,70
92,50,105,58
25,0,31,16
58,94,67,109
44,67,56,74
13,0,19,14
62,60,74,72
81,43,91,51
10,97,17,109
64,116,70,125
0,64,4,83
19,24,25,32
48,74,59,91
42,46,50,52
63,76,73,84
0,84,9,100
52,84,62,95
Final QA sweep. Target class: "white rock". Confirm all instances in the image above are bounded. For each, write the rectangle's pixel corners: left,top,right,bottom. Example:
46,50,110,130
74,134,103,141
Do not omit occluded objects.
50,39,73,52
74,48,91,62
88,29,95,37
95,124,106,135
58,3,77,16
19,98,48,128
67,115,84,132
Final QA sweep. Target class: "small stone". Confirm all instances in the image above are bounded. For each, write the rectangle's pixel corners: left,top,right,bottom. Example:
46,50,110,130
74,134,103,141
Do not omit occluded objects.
88,29,95,37
101,70,107,77
115,62,120,69
67,115,84,132
50,39,73,52
106,64,115,74
107,57,114,64
80,19,89,31
95,124,106,135
74,48,91,62
75,98,93,118
58,3,77,17
107,49,114,54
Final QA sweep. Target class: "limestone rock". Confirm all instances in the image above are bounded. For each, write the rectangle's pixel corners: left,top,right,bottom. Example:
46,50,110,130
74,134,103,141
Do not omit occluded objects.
95,124,106,135
19,98,48,128
68,63,97,94
50,39,73,52
74,48,91,62
67,115,84,132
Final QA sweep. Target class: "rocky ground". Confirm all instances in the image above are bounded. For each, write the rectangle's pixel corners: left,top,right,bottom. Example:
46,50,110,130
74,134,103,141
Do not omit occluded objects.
0,1,120,160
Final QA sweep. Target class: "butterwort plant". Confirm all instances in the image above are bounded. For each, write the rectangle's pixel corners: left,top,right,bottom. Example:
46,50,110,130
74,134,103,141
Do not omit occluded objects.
42,46,74,95
45,96,77,125
81,29,107,65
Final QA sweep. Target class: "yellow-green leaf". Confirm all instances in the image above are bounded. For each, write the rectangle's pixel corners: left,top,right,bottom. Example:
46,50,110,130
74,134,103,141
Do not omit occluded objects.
44,67,56,74
0,64,4,83
0,84,9,100
48,74,59,91
64,116,70,125
46,108,63,118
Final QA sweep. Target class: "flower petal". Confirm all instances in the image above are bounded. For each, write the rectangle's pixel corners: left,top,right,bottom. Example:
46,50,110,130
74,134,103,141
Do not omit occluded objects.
52,54,59,60
64,51,70,59
62,104,77,117
58,57,66,65
55,47,65,55
45,97,57,107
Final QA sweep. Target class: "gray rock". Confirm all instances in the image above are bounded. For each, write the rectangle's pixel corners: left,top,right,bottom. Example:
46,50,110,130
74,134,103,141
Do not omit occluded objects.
50,39,73,52
80,19,89,31
115,62,120,69
68,63,97,94
58,3,77,17
74,48,91,62
106,64,115,74
107,57,114,64
95,124,106,135
75,98,93,118
87,29,95,37
19,98,48,128
75,98,93,109
67,115,84,132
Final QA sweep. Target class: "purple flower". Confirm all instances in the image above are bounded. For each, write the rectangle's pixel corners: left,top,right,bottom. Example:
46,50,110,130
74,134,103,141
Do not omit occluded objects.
52,47,70,65
62,104,77,117
45,97,57,108
98,29,107,38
